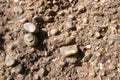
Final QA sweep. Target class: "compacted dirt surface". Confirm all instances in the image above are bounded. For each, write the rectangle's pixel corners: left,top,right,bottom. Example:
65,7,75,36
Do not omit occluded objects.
0,0,120,80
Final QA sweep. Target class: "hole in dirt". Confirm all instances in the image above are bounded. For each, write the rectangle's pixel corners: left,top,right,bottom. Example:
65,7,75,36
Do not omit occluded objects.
35,29,48,51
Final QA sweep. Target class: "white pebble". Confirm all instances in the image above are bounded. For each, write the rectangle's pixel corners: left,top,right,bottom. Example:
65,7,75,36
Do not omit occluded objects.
24,23,37,33
85,45,91,49
5,55,15,66
60,45,78,57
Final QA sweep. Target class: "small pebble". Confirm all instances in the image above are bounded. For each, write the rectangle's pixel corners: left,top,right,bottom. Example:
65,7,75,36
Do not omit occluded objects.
95,52,101,57
14,0,19,2
109,23,118,34
69,0,73,3
65,58,77,64
108,64,116,70
83,50,92,62
11,64,22,73
50,28,58,36
85,45,91,49
24,33,38,46
5,55,15,66
14,6,23,15
60,45,78,57
94,31,101,39
24,22,38,33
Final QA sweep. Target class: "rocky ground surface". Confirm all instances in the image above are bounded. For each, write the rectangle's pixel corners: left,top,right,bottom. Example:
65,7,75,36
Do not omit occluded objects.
0,0,120,80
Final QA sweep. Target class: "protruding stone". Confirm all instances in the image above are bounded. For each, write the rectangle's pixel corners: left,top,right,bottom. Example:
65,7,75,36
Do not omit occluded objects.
24,22,39,33
65,57,77,64
24,33,38,47
5,55,15,66
60,45,78,57
108,63,116,70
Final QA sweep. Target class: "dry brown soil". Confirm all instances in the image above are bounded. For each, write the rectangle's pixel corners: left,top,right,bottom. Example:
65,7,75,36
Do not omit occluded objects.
0,0,120,80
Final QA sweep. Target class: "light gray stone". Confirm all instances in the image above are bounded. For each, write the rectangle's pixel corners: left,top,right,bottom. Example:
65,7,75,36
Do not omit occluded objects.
5,55,15,66
60,45,78,57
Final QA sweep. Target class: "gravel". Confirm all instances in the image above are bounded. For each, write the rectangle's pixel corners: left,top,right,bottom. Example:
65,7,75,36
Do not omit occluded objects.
83,50,93,62
24,22,38,33
5,55,15,66
24,33,38,46
60,45,78,57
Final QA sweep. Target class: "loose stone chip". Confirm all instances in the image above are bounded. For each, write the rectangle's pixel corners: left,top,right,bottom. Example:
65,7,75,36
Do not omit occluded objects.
60,45,78,57
24,33,38,47
24,22,39,33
